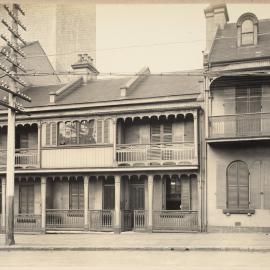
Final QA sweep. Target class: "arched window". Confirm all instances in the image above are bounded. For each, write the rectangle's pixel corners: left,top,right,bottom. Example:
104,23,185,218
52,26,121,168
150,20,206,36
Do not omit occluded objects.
237,13,258,47
227,161,249,209
241,19,254,46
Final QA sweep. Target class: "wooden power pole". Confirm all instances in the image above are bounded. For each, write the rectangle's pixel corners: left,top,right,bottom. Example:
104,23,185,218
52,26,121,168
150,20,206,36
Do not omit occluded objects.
0,3,31,245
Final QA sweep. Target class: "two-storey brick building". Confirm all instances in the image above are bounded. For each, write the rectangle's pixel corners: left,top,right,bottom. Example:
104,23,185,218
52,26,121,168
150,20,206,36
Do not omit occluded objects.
0,48,204,233
204,4,270,232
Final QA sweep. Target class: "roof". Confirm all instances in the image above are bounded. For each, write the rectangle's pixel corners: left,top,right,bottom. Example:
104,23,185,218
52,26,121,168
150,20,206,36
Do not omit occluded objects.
20,71,203,108
208,19,270,64
0,41,60,87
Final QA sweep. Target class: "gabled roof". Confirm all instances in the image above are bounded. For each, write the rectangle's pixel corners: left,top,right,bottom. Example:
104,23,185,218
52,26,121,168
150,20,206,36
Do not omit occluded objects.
20,70,203,108
208,19,270,65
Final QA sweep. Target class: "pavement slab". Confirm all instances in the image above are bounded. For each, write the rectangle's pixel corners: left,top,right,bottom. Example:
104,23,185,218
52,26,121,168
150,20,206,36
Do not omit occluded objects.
1,232,270,251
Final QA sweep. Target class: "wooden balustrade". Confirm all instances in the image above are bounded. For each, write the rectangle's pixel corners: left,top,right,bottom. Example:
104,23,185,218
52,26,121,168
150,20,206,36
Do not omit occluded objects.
209,113,270,139
134,210,147,231
121,210,133,231
116,143,196,166
14,214,42,232
0,148,39,169
46,209,84,230
89,210,114,231
153,210,198,232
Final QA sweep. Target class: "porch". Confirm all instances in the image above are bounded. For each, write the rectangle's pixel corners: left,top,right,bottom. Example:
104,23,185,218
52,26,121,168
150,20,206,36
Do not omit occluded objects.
0,173,200,233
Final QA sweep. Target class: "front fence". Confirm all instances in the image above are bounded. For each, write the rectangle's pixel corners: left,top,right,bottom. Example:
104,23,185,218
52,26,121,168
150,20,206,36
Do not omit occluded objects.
153,210,198,232
116,143,196,165
46,209,84,230
89,210,114,231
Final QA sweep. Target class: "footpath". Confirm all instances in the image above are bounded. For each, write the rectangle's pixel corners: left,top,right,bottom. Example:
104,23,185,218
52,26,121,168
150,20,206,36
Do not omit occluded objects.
1,232,270,251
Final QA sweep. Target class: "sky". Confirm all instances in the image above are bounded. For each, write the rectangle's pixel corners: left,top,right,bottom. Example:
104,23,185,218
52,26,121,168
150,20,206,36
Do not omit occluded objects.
96,4,270,73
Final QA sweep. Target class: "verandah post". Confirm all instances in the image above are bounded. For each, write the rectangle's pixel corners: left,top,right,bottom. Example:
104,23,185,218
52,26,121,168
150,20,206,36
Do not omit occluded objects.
41,176,46,233
147,174,154,232
84,175,89,230
114,175,121,233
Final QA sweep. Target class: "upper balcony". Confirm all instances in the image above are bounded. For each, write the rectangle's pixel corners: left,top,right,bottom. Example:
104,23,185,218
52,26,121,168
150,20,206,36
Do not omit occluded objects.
209,112,270,140
207,76,270,142
115,112,198,167
0,109,199,170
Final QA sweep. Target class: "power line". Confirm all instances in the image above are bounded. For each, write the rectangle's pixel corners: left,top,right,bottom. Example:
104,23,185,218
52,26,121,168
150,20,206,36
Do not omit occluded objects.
15,31,270,59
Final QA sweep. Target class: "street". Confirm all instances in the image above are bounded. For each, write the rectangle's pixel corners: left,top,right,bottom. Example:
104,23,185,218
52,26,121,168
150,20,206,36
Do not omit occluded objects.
0,251,269,270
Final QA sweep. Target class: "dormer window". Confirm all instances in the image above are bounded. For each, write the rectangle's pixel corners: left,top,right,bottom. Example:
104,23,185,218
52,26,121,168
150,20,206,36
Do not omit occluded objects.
237,13,258,47
241,19,254,45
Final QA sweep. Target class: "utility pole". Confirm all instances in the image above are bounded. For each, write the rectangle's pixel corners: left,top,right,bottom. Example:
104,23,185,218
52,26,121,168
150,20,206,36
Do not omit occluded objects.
0,3,31,245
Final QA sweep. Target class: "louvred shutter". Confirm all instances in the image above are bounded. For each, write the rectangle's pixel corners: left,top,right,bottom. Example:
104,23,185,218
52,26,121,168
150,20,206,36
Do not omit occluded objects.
51,122,57,146
96,120,103,144
263,161,270,209
227,162,238,209
181,176,190,210
250,161,261,209
45,123,51,146
216,163,227,209
238,162,249,209
103,119,110,144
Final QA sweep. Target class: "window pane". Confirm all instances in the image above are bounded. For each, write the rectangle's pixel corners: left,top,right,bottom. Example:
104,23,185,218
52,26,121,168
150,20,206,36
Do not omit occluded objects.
242,33,254,45
79,120,88,144
242,19,253,33
58,122,65,145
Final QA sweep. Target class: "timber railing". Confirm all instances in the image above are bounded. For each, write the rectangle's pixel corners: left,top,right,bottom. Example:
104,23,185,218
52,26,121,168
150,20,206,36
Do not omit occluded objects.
116,142,196,166
209,113,270,139
89,209,114,231
134,210,148,231
0,148,39,169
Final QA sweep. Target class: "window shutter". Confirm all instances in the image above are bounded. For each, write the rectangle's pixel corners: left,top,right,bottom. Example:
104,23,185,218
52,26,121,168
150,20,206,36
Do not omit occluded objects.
151,123,161,143
263,161,270,209
163,123,172,143
51,122,57,146
172,122,184,142
238,162,249,209
216,163,227,209
96,120,103,144
20,132,28,149
227,162,238,209
184,119,194,142
181,176,190,210
250,161,261,209
27,185,34,214
45,123,51,146
104,119,110,144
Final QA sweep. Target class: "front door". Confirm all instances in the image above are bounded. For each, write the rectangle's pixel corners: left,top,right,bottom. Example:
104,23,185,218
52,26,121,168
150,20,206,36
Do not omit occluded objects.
130,184,145,210
130,184,145,230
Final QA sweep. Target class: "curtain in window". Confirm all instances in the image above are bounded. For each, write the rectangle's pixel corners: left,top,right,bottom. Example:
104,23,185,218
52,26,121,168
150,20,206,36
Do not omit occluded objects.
241,19,254,45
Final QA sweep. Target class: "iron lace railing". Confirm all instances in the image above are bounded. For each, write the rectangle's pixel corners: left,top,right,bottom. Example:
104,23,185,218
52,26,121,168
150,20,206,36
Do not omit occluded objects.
116,142,195,165
46,209,84,230
14,214,42,232
153,210,198,232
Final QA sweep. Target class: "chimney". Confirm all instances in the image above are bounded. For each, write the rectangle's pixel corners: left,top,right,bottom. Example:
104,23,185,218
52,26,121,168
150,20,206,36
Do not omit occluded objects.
71,54,99,84
204,4,229,53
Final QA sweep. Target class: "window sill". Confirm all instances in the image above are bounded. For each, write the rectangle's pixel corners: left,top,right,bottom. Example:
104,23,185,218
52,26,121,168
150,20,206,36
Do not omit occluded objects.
223,209,255,215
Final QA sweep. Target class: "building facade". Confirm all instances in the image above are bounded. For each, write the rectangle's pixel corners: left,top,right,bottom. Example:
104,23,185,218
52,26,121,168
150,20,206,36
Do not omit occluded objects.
204,4,270,232
1,3,270,234
0,55,204,233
